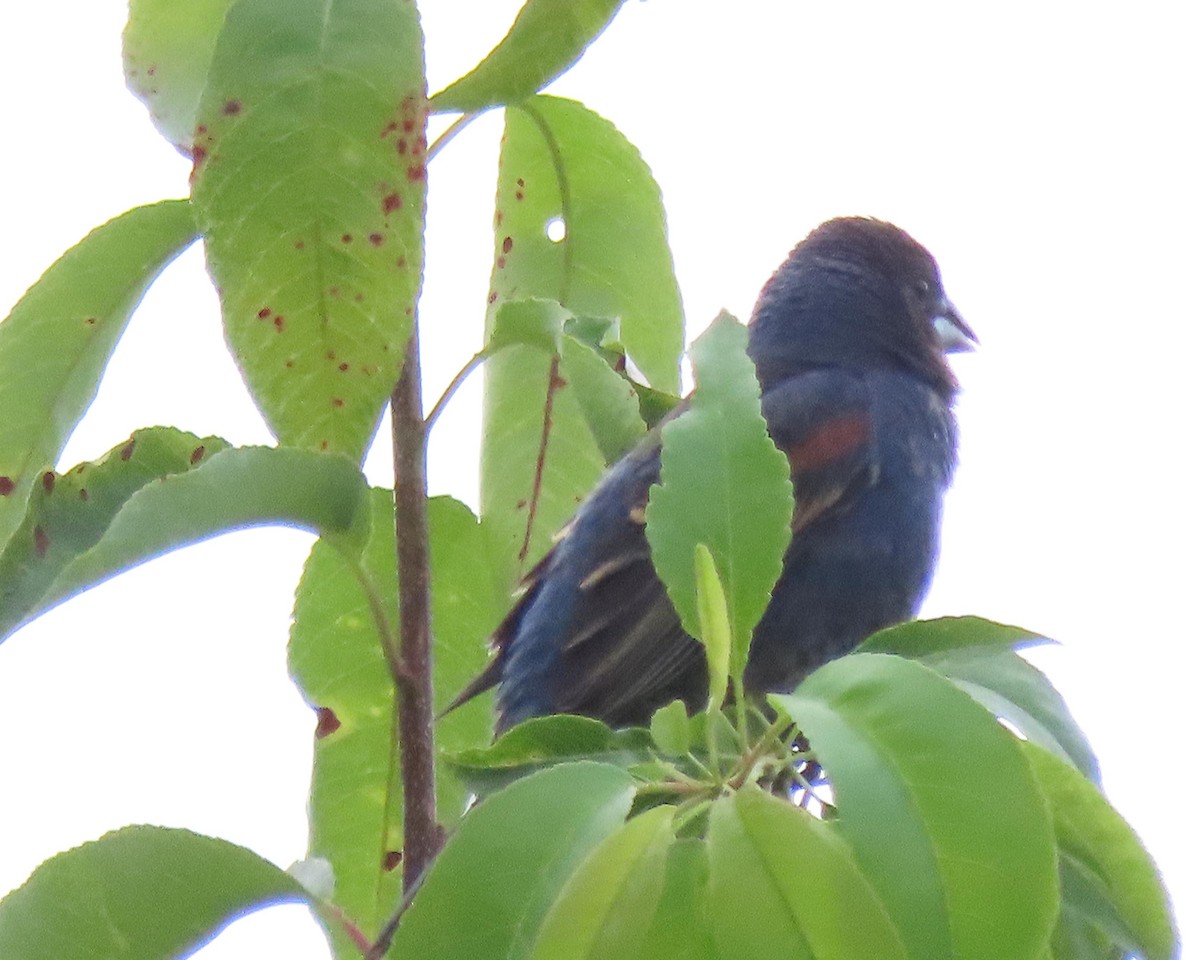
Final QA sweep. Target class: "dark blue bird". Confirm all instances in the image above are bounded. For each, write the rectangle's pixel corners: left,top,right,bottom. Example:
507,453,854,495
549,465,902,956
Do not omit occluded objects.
454,217,975,731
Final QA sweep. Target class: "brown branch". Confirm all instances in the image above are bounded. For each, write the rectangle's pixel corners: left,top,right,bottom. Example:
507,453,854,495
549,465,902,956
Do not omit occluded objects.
390,329,441,897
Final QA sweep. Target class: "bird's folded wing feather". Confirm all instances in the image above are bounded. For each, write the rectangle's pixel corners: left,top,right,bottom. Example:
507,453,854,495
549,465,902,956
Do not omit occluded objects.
450,369,878,727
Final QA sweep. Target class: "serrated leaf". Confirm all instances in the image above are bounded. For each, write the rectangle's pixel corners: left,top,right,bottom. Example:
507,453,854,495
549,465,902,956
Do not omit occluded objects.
707,789,906,960
649,700,691,756
0,826,305,960
392,762,636,960
123,0,238,151
482,96,682,586
645,314,792,675
289,492,503,956
772,653,1059,960
0,201,197,554
560,335,646,464
430,0,627,114
865,617,1099,781
529,805,675,960
1024,743,1178,960
488,297,570,355
191,0,426,462
0,434,366,643
861,614,1048,657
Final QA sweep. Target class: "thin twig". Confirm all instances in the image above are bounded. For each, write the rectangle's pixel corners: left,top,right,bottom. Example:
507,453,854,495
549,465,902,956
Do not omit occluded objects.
517,355,565,569
427,111,479,161
423,348,487,431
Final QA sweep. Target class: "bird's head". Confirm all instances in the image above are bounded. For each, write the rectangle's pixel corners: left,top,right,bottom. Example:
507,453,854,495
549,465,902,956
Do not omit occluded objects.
747,217,976,398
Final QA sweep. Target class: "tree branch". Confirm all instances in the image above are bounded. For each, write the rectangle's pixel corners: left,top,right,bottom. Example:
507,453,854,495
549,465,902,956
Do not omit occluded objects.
391,328,441,895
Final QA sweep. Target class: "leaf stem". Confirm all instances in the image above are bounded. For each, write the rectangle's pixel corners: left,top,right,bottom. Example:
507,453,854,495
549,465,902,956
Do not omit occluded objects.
424,348,487,432
428,111,480,161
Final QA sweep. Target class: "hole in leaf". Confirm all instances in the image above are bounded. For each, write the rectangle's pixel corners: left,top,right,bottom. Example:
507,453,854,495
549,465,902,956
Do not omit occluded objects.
545,217,566,243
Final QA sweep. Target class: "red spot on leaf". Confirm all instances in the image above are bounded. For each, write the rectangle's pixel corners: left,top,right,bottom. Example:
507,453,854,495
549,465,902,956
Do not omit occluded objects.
0,476,15,496
319,440,330,451
315,707,341,738
190,445,206,465
147,65,157,77
487,290,498,304
120,440,136,461
368,233,384,246
496,256,507,269
354,293,364,303
380,120,399,138
338,362,349,372
332,398,344,408
502,236,513,254
84,316,97,325
285,359,295,368
515,499,528,509
517,178,526,187
382,192,402,215
79,488,89,501
295,240,305,250
329,286,341,298
396,138,408,155
257,307,271,319
515,190,525,201
327,351,337,361
34,526,50,557
494,211,504,227
406,164,426,182
396,256,407,269
341,234,353,244
383,851,402,872
195,124,208,136
42,471,55,494
222,99,242,116
402,118,415,133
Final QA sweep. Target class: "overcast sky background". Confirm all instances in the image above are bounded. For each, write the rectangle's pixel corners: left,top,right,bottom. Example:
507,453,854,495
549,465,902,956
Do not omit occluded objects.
1,2,1195,956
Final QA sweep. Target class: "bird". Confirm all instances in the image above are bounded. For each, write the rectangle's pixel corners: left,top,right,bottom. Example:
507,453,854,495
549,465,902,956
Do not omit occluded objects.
453,217,975,732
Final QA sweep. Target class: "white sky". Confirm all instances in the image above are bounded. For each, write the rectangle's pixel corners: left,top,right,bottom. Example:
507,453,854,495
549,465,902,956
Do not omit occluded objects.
1,2,1195,956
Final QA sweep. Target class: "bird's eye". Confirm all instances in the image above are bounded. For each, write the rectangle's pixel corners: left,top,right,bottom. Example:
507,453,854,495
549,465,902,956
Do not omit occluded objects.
913,279,932,297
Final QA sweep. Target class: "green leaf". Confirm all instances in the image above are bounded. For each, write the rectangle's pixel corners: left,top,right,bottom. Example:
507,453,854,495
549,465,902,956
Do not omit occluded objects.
560,335,646,464
635,839,717,960
481,96,682,586
444,714,654,796
0,434,366,643
191,0,426,462
861,614,1048,657
529,805,675,960
694,544,732,708
649,700,691,756
865,617,1099,781
645,314,792,675
392,762,636,960
430,0,627,114
772,653,1060,960
707,788,906,960
0,826,305,960
289,492,503,955
0,200,197,554
488,297,570,355
123,0,238,151
288,488,402,955
1024,743,1178,960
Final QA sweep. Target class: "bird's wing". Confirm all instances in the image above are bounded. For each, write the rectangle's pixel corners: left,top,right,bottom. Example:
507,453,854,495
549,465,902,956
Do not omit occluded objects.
450,369,878,728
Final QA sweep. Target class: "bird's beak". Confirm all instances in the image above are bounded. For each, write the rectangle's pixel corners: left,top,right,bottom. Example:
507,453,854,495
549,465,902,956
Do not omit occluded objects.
932,298,977,353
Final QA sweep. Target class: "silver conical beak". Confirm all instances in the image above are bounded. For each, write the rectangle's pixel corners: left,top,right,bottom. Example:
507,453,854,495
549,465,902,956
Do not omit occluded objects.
932,298,977,353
